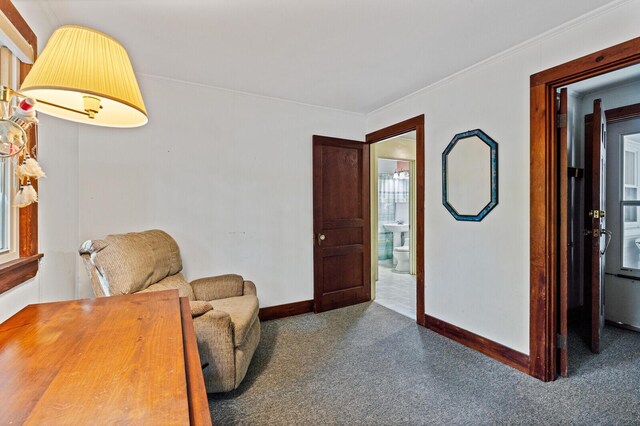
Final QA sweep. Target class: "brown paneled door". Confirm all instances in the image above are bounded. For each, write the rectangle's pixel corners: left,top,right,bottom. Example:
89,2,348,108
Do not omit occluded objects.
313,135,371,312
585,99,607,354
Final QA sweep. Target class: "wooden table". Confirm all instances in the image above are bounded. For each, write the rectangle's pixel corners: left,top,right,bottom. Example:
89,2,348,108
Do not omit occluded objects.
0,290,211,425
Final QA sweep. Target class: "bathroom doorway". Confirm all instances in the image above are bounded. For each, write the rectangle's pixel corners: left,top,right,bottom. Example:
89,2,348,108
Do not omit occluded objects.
367,116,425,324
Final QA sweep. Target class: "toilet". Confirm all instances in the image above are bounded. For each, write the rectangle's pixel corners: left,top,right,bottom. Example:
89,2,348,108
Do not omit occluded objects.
393,236,410,273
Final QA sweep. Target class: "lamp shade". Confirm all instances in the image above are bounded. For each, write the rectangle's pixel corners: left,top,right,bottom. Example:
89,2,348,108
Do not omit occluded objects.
20,26,147,127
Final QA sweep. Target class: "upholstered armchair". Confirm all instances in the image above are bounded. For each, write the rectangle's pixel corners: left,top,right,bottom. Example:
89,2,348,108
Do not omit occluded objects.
78,229,260,393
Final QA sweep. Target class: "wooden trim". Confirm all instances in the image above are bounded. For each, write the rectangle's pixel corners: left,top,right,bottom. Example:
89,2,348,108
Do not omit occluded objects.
18,62,38,258
366,115,425,326
259,300,314,321
530,36,640,381
0,253,43,294
531,37,640,87
0,1,37,49
366,115,424,144
179,297,212,426
0,0,40,294
424,314,530,374
585,101,640,124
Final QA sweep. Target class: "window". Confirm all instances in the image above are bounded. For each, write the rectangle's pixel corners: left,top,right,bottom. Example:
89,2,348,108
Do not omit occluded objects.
0,46,20,265
0,2,40,294
621,133,640,270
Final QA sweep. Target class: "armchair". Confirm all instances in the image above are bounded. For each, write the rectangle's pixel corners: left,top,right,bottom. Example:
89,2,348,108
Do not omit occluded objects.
79,229,260,393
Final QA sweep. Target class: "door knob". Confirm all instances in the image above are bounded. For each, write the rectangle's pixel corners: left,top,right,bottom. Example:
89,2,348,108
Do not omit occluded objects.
317,234,326,245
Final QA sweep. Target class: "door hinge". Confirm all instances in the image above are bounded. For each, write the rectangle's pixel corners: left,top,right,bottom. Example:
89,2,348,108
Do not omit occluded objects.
557,113,567,128
557,333,567,350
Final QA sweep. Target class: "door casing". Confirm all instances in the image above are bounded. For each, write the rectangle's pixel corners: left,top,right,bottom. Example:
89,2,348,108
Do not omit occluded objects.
366,115,425,326
530,36,640,382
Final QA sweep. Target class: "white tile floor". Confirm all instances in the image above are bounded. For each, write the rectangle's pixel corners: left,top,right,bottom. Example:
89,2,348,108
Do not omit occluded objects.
374,261,416,320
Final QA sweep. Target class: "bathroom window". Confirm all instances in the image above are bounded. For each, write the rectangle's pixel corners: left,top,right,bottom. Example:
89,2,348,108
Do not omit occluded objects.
621,134,640,270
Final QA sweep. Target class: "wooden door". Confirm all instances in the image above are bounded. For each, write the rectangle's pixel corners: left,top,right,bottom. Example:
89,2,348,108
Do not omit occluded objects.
585,98,607,353
313,135,371,312
557,88,569,376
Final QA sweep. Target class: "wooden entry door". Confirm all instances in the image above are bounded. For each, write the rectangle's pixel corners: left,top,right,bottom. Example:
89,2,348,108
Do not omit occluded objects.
313,135,371,312
585,98,607,353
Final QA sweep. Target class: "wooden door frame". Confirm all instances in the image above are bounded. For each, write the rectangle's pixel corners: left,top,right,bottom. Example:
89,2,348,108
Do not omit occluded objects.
530,36,640,381
366,115,425,326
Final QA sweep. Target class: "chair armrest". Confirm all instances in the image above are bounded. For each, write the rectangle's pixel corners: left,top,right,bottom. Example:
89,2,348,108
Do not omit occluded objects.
243,280,257,296
192,309,236,391
190,274,244,301
194,309,232,334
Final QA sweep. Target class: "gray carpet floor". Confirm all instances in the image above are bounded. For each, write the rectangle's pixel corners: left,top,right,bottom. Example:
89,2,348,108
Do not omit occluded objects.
210,302,640,425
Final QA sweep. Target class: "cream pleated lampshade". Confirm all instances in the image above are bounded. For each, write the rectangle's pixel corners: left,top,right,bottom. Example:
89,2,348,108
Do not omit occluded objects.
20,25,147,127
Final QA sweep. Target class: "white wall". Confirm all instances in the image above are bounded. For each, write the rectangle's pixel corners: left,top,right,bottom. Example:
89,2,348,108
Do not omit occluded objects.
38,116,79,303
566,92,585,309
378,159,397,174
0,276,38,322
366,0,640,354
76,74,365,306
579,79,640,125
0,115,79,322
571,78,640,165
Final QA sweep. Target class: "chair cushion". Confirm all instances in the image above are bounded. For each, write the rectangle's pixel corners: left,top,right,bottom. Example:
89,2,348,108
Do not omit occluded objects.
79,229,183,295
189,301,213,318
208,295,259,347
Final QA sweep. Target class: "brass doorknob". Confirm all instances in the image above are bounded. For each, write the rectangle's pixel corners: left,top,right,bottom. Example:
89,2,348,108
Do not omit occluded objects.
317,234,326,245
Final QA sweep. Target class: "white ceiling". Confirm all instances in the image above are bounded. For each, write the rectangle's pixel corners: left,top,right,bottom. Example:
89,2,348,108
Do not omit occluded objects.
14,0,619,113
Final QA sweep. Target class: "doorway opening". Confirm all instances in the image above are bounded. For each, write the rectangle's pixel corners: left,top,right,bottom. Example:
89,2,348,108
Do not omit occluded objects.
530,36,640,381
311,116,424,324
558,64,640,377
371,134,417,319
367,115,425,326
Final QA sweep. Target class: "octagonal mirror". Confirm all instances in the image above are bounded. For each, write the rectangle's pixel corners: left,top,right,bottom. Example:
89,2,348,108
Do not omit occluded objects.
442,129,498,221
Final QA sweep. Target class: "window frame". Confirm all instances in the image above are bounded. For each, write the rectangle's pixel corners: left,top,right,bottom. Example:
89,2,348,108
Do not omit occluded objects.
620,133,640,274
0,1,42,295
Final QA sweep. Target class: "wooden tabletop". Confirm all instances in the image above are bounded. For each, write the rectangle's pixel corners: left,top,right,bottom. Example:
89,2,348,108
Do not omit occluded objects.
0,290,210,425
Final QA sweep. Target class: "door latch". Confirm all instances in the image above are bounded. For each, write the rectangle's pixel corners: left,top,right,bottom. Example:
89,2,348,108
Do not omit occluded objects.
584,228,601,237
588,209,606,219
